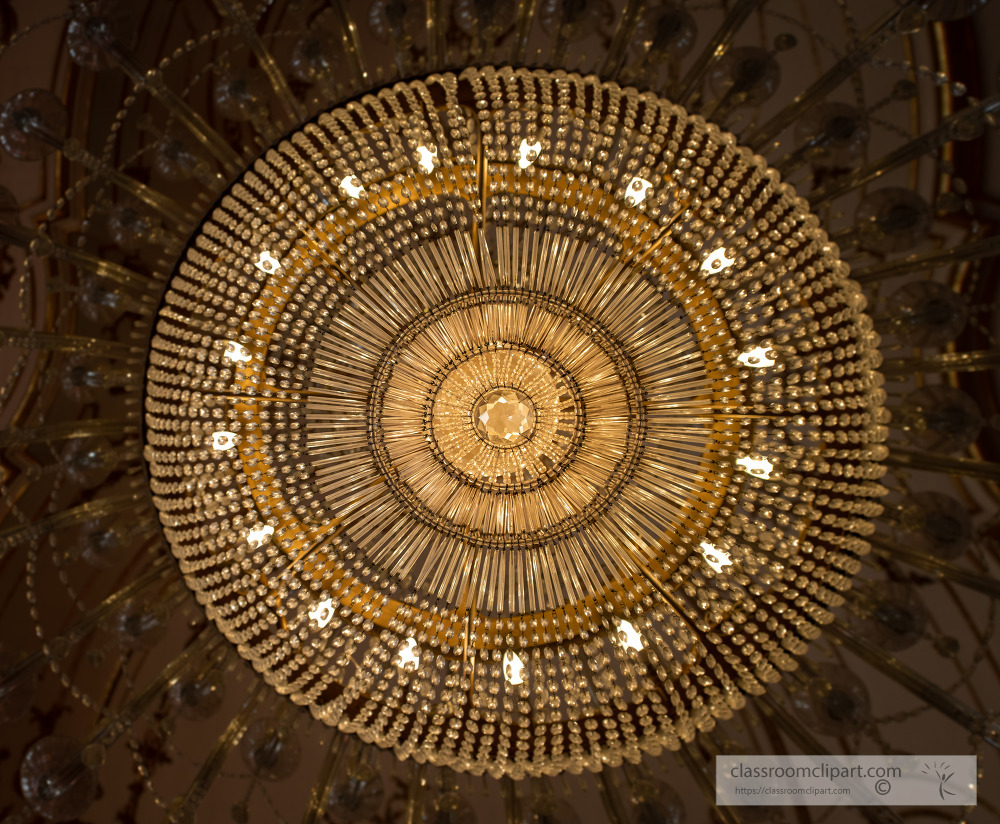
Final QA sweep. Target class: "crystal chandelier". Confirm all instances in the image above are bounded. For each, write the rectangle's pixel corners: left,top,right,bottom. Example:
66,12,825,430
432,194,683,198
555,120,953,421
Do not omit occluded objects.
0,1,998,823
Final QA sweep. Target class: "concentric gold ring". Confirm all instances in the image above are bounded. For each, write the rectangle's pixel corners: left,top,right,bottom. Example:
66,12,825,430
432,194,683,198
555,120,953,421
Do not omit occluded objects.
432,347,584,489
359,286,650,549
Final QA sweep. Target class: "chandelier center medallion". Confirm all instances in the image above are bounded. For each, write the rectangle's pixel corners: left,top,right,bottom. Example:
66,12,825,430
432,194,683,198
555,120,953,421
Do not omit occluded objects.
472,386,537,447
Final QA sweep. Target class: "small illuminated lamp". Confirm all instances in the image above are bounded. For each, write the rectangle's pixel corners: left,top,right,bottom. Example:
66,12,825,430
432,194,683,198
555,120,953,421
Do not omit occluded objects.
246,524,274,550
308,597,335,628
517,138,541,169
737,346,775,368
503,651,526,685
736,456,774,478
211,430,237,450
701,246,735,273
616,618,644,651
222,341,252,364
397,637,420,669
255,250,280,274
339,174,365,198
624,177,653,206
415,145,438,174
699,541,732,573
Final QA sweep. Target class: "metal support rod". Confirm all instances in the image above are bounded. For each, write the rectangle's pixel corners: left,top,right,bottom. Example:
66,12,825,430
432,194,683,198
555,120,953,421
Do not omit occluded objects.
678,741,744,824
404,762,426,824
0,222,159,293
0,328,141,359
217,0,308,126
885,447,1000,483
103,38,244,174
596,771,628,824
880,348,1000,375
852,234,1000,284
0,559,178,698
826,622,1000,749
746,1,920,150
509,0,540,66
756,694,905,824
425,0,445,68
867,533,1000,598
301,731,349,824
163,682,268,823
88,629,224,752
0,492,152,557
600,0,646,80
674,0,764,105
329,0,369,89
809,96,1000,206
0,418,138,449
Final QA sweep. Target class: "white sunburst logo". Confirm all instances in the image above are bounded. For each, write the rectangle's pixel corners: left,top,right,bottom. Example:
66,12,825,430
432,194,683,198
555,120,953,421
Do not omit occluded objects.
736,456,774,478
737,346,775,368
246,524,274,550
211,430,237,450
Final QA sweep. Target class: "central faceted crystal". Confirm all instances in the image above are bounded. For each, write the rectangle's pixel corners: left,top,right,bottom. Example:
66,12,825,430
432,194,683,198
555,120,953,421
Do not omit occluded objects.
473,388,536,446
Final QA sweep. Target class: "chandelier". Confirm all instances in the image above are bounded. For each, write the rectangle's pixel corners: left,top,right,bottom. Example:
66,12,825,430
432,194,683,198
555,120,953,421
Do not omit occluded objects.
0,1,998,822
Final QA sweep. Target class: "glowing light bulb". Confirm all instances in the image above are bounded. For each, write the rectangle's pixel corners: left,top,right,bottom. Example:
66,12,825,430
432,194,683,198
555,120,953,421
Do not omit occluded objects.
211,430,237,450
222,341,252,364
699,541,732,572
254,250,280,274
246,524,274,550
339,175,364,199
517,138,541,169
616,619,643,651
397,637,420,668
736,456,774,478
701,246,735,273
415,145,438,174
503,650,525,685
308,597,334,628
737,346,775,368
624,177,653,206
